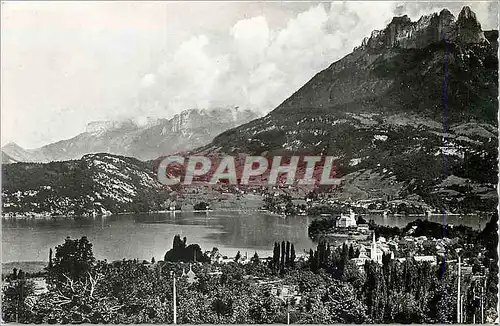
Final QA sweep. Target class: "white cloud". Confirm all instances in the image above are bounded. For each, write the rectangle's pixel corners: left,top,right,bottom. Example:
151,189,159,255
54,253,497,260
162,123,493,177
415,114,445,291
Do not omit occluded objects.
230,16,270,70
3,1,498,147
139,1,498,118
141,74,156,88
139,2,401,115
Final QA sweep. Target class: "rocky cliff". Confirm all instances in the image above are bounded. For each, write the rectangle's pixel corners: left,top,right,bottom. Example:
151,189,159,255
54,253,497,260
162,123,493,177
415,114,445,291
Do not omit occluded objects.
195,6,498,212
2,107,259,163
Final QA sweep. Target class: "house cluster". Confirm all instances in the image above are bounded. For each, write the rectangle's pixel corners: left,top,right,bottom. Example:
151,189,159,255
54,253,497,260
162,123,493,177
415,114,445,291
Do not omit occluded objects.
245,276,301,305
206,249,253,265
331,210,370,234
350,232,395,268
345,232,453,270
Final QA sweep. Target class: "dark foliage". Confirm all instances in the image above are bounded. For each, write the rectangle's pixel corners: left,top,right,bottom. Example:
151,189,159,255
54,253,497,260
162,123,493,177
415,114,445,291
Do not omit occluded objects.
164,235,210,263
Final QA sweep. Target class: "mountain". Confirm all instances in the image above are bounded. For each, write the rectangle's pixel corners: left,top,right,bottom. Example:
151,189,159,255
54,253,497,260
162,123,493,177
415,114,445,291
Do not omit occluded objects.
196,6,498,212
1,142,48,163
2,107,259,163
2,151,18,164
2,153,169,217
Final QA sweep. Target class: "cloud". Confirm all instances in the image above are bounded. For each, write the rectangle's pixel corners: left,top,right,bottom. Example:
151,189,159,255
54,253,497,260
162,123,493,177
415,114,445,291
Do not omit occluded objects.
138,2,402,115
3,1,497,147
141,74,156,88
137,1,499,119
230,16,270,70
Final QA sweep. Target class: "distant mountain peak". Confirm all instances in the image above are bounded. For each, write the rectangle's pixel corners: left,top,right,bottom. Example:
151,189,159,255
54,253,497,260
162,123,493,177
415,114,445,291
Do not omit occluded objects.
2,151,18,164
458,6,475,21
85,120,138,136
2,142,24,151
455,6,486,44
355,6,487,52
6,107,259,162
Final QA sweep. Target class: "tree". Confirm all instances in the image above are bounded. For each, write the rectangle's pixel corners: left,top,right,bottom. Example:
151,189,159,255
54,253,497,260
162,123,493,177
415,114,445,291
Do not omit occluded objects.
272,243,280,271
248,290,283,323
348,245,355,259
193,202,210,211
164,236,209,263
211,294,233,323
31,269,123,324
290,244,296,268
389,292,424,323
2,278,35,322
48,248,53,269
151,257,155,264
322,279,369,323
363,260,386,322
342,260,363,288
50,236,96,283
251,252,260,265
234,251,241,262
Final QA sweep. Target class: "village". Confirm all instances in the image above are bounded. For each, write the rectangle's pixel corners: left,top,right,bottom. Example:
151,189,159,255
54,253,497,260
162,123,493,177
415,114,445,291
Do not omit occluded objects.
3,208,496,324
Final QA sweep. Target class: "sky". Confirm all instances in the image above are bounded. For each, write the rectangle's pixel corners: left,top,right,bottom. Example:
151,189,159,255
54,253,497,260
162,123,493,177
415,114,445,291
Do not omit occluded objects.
1,1,498,149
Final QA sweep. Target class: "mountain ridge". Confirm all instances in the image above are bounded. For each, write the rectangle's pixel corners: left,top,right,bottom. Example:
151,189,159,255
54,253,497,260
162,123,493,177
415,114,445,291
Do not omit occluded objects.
2,107,260,163
2,6,497,214
1,153,169,217
193,6,498,211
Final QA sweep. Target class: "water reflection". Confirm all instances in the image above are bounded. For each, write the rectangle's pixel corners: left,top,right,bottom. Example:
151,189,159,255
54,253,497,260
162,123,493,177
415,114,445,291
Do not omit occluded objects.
2,212,315,263
2,212,488,263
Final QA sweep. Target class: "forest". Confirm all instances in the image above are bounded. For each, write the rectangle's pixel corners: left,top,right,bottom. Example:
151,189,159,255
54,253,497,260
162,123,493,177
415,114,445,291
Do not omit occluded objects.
2,215,498,324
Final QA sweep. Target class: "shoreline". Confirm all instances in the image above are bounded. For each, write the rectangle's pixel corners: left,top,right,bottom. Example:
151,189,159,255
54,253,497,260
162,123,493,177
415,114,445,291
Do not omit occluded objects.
1,208,272,219
1,209,492,220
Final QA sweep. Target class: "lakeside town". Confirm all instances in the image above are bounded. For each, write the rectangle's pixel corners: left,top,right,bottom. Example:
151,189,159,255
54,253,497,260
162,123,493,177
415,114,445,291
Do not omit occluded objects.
3,209,497,324
2,1,498,325
3,181,495,219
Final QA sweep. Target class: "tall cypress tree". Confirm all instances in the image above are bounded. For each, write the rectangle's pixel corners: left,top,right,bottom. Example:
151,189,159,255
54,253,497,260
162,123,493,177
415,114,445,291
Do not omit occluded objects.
290,244,296,268
48,248,53,269
317,242,323,267
348,244,355,259
313,250,319,272
273,242,280,271
326,244,332,266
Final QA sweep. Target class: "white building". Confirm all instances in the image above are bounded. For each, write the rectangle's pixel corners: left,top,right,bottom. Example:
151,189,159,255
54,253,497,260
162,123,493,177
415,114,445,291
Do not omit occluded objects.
337,209,357,228
357,224,370,233
414,255,437,265
352,233,394,268
370,232,384,264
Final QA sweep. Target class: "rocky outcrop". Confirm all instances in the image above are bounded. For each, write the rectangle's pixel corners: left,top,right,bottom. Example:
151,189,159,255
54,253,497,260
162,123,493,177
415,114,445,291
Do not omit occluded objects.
85,120,138,136
355,6,487,52
455,6,487,44
196,6,498,212
4,107,259,163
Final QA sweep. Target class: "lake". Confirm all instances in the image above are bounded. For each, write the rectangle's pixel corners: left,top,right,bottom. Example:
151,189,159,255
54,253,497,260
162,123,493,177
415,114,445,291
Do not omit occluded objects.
2,211,490,263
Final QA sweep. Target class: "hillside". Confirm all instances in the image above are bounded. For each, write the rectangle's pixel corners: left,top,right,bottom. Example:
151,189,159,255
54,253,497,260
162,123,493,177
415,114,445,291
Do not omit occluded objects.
2,107,258,163
196,7,498,212
2,153,169,217
2,151,18,164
